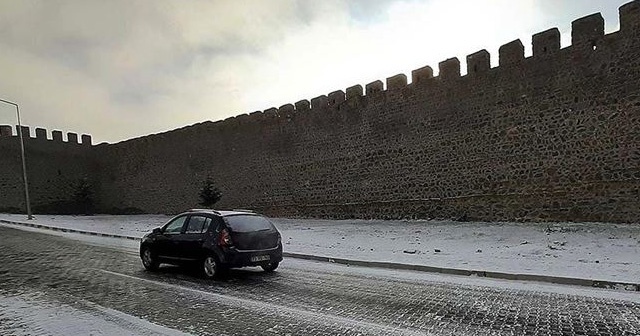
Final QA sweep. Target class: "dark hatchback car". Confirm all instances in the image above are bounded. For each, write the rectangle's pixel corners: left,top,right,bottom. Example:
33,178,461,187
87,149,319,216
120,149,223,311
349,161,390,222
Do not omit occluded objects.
140,209,283,278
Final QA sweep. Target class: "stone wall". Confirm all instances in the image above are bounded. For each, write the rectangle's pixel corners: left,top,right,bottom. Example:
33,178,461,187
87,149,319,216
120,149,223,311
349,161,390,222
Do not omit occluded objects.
91,2,640,222
1,1,639,222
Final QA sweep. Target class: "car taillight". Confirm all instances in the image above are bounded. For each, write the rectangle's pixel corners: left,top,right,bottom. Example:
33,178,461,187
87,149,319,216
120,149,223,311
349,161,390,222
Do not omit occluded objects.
218,228,232,247
277,234,282,245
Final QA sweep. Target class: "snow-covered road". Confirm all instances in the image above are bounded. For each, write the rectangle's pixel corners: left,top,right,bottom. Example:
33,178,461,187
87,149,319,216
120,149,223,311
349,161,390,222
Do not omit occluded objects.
1,226,639,335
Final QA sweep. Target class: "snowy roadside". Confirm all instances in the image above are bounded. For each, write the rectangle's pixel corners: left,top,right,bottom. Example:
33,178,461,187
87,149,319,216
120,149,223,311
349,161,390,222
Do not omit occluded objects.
1,213,639,284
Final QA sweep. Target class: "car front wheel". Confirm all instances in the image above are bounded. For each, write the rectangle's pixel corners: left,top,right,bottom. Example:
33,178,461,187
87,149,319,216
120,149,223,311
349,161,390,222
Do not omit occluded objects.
141,247,159,271
261,261,279,272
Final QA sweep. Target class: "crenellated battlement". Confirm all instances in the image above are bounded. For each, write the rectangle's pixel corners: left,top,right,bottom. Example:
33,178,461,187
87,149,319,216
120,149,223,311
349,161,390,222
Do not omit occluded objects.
0,125,12,137
572,13,605,50
365,80,384,95
295,100,310,111
498,40,525,66
411,66,434,85
466,50,490,75
327,90,346,106
438,58,461,80
386,74,407,90
345,85,363,100
532,28,561,57
180,0,637,133
620,0,640,32
0,125,92,146
310,95,328,110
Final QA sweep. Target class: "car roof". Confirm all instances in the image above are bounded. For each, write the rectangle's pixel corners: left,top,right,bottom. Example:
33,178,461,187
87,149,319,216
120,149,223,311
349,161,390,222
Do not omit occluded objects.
183,209,258,217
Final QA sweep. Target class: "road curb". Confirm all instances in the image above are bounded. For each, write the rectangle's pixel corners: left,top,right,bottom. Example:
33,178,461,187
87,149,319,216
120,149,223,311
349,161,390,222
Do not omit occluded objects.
2,219,639,292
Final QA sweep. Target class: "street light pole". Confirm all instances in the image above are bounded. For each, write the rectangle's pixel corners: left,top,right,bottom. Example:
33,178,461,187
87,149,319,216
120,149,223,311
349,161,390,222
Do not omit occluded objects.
0,98,33,220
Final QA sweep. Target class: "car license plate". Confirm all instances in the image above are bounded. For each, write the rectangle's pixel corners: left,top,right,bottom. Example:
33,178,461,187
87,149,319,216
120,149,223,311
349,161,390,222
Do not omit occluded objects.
251,255,270,262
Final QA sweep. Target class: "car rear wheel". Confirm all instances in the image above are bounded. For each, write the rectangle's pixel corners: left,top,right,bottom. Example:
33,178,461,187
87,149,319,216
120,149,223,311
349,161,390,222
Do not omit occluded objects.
202,256,221,279
261,261,279,272
141,247,159,271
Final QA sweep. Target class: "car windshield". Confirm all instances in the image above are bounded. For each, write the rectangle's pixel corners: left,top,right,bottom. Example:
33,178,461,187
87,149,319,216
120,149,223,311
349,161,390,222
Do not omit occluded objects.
224,215,275,233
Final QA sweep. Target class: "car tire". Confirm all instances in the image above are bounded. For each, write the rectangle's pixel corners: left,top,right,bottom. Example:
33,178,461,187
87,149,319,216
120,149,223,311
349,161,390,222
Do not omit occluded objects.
261,261,279,272
141,247,159,271
202,255,222,279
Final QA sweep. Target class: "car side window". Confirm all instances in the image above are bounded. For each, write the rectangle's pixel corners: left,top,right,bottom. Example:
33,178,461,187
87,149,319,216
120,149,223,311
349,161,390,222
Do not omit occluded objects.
185,215,210,234
163,216,187,234
202,217,212,233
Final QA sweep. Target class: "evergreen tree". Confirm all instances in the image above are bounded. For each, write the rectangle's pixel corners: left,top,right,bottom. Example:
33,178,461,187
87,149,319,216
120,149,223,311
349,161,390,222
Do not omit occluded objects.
199,177,222,207
73,178,94,215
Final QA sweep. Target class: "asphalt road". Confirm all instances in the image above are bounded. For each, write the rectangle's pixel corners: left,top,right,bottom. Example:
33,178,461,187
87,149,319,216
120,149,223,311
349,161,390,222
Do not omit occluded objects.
0,226,639,336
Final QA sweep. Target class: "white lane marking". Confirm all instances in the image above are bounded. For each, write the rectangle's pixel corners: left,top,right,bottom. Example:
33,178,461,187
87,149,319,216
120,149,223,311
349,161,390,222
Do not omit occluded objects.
100,269,434,336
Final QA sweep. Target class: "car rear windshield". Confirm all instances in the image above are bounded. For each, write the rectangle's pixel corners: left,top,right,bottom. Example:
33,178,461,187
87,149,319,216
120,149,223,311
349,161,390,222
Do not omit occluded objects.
224,215,275,233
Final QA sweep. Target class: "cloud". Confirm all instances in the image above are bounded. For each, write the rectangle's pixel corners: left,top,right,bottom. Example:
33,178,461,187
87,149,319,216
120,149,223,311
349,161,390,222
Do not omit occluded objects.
0,0,307,142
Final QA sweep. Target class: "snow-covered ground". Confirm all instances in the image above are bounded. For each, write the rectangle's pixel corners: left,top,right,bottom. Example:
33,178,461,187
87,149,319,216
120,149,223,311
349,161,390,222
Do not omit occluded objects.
1,214,639,284
0,291,189,336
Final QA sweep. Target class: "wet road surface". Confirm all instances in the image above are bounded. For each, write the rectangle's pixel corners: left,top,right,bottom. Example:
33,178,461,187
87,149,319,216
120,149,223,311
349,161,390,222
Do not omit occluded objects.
0,226,639,335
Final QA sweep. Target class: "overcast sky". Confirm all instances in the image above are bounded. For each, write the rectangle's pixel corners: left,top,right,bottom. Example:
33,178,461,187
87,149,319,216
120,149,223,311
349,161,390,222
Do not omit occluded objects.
0,0,630,144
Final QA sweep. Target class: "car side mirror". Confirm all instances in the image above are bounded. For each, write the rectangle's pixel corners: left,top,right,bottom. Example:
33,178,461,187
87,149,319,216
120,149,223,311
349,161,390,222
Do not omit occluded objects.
152,227,161,234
